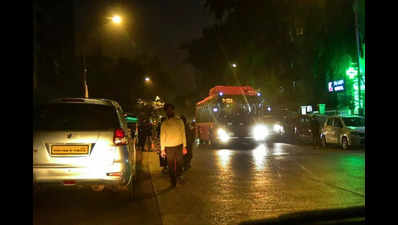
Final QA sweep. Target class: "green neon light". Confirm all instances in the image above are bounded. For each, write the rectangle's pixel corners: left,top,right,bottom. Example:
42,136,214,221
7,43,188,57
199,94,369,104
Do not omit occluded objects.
346,67,358,79
345,61,365,115
353,84,358,90
319,104,325,115
126,116,138,123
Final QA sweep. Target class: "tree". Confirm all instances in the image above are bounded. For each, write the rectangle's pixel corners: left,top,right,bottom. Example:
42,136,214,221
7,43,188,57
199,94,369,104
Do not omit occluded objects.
184,0,356,110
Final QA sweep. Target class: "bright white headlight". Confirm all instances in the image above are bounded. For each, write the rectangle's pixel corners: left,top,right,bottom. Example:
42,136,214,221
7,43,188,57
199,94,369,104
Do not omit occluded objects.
217,128,230,143
273,124,282,133
252,125,268,141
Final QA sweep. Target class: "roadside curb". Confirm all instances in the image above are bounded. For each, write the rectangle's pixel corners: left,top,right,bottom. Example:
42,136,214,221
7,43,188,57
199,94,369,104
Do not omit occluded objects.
141,152,165,225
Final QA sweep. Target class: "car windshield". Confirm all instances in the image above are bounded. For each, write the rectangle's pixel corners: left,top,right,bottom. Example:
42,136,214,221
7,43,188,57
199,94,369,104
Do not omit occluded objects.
36,103,119,131
34,0,365,224
342,117,365,127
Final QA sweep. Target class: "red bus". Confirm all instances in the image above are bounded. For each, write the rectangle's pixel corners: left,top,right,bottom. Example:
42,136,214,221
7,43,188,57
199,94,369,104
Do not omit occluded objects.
195,86,271,146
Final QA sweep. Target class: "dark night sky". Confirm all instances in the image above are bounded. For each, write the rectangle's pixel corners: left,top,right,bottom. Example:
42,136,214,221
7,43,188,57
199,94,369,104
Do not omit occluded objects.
37,0,215,104
132,0,214,68
127,0,216,98
75,0,214,66
72,0,215,99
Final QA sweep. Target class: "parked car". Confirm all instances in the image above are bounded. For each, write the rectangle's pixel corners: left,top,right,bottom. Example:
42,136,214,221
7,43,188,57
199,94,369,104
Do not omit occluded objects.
321,116,365,150
289,114,327,144
293,115,312,139
33,98,136,200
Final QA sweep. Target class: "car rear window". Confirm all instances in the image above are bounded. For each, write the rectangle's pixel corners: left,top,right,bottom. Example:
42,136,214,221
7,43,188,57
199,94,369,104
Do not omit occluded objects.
35,103,119,130
342,117,364,127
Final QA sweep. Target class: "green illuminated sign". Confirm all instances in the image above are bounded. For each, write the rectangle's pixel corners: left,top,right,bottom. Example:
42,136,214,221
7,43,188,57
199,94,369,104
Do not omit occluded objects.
126,116,138,123
346,67,358,79
328,80,345,92
318,104,325,115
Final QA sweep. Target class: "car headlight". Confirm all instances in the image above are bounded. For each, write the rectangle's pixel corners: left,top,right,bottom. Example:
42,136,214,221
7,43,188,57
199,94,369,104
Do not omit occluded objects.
252,125,268,141
217,128,230,143
273,124,283,133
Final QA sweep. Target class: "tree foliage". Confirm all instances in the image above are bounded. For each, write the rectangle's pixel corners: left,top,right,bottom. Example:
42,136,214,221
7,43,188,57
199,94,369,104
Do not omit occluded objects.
184,0,357,109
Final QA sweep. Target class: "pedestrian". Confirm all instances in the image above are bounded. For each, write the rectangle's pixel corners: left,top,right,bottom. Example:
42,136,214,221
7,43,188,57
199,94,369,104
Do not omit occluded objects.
144,120,153,151
310,115,321,149
160,103,188,187
180,115,194,171
138,120,146,151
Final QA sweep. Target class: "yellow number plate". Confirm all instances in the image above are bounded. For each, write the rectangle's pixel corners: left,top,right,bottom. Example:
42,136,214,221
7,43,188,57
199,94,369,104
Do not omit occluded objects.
51,145,89,156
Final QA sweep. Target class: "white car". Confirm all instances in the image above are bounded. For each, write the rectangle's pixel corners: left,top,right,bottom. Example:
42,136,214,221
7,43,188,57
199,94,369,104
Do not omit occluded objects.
33,98,136,200
321,116,365,150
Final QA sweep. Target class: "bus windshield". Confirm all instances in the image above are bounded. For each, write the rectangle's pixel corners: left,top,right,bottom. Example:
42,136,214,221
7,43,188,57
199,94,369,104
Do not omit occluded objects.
217,95,264,122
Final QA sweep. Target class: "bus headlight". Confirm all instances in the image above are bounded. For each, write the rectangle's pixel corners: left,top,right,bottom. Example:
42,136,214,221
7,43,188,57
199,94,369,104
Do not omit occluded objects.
252,125,268,141
217,128,230,143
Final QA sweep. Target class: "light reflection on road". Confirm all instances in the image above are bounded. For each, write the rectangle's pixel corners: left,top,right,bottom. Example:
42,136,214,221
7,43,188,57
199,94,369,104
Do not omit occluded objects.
216,149,232,168
215,143,290,171
272,143,287,156
252,144,267,170
251,143,289,170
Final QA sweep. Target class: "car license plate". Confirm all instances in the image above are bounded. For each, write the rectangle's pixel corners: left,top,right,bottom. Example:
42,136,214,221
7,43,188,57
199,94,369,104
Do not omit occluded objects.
51,145,89,156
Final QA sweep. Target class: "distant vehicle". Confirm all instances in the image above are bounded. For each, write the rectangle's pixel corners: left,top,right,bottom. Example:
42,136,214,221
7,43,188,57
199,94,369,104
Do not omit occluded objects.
195,86,269,146
293,114,328,143
124,113,139,138
261,113,286,143
321,116,365,150
33,98,136,200
293,115,312,139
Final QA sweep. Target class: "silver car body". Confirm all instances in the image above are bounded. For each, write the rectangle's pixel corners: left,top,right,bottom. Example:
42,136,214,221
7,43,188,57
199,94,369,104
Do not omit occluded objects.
33,98,136,189
321,116,365,147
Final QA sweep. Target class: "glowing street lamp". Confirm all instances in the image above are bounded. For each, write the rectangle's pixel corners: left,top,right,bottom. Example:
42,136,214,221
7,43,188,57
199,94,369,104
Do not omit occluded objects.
82,14,125,98
232,63,237,68
111,15,122,24
145,77,150,82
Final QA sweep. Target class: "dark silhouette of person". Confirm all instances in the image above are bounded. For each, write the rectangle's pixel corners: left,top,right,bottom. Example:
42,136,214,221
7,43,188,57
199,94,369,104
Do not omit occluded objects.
180,115,195,171
310,116,321,149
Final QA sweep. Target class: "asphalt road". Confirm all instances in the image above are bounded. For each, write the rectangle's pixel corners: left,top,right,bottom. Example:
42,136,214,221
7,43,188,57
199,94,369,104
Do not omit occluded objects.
33,150,163,225
33,141,365,225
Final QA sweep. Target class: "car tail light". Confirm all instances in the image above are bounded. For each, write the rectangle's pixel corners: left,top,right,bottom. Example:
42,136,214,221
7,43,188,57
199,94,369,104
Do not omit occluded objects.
63,180,76,185
114,128,128,145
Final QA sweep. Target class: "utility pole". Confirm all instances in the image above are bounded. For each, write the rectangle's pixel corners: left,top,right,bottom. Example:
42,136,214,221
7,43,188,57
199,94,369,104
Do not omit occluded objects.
83,55,89,98
33,1,38,107
353,0,363,116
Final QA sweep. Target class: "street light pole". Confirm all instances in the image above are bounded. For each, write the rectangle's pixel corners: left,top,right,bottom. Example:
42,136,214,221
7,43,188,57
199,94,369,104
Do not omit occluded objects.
81,14,124,99
81,25,90,99
34,2,38,104
83,55,89,98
